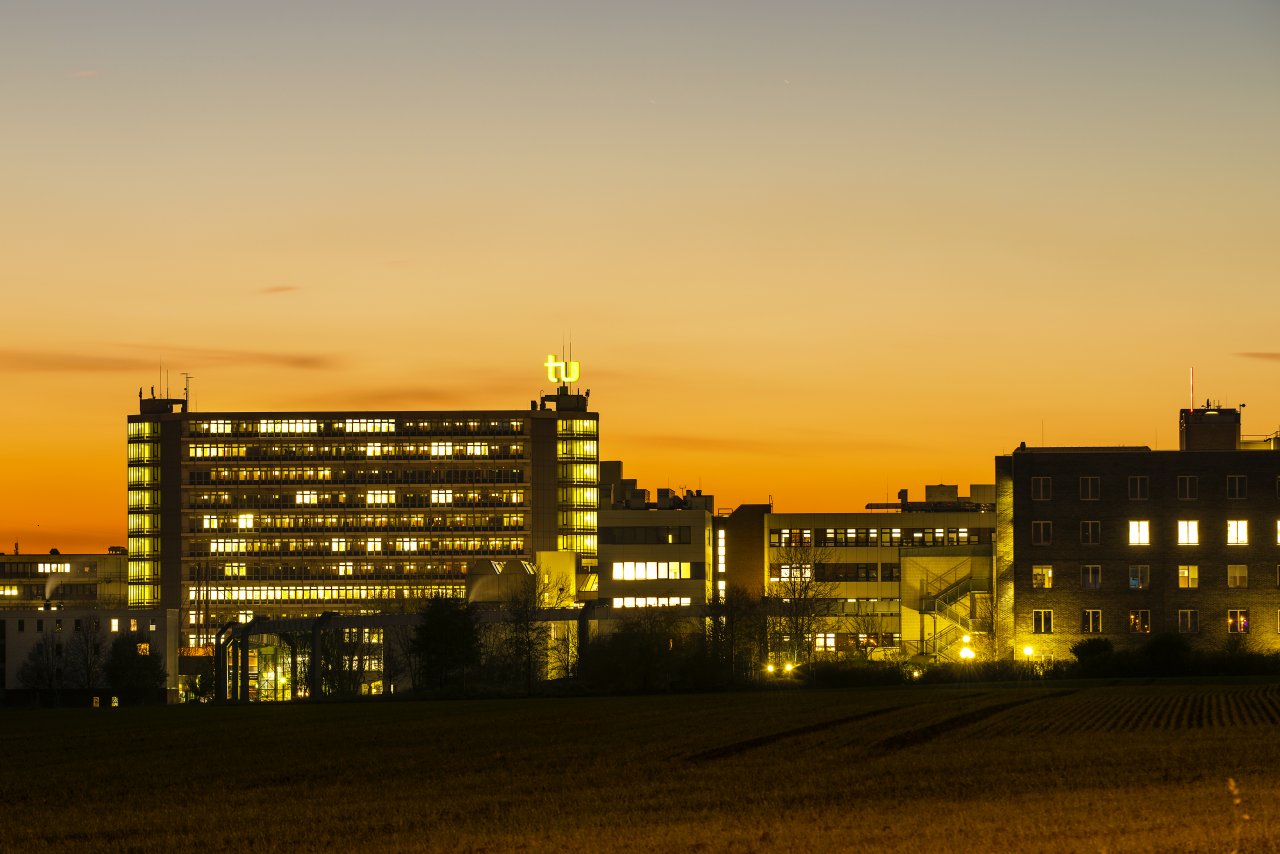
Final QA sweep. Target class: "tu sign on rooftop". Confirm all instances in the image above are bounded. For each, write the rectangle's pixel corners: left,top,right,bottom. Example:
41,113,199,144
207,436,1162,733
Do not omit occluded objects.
545,354,580,385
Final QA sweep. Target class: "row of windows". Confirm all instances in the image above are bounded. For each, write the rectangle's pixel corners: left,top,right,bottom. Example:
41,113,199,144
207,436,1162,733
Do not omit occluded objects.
611,596,693,608
190,561,469,581
1032,608,1254,635
191,419,526,436
609,561,696,581
769,564,904,583
1032,563,1269,590
197,468,528,486
190,442,527,460
188,489,527,509
600,526,693,545
8,616,154,633
195,512,527,532
1030,519,1275,546
189,585,458,603
199,536,526,556
1030,474,1262,502
771,528,989,548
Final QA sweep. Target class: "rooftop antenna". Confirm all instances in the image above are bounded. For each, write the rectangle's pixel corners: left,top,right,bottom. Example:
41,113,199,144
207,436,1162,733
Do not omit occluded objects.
182,372,194,413
1190,367,1194,411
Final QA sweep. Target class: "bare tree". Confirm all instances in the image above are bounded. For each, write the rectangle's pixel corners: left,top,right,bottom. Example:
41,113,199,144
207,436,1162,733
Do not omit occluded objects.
708,584,767,685
766,543,837,668
840,609,889,662
17,628,62,694
65,617,108,690
495,564,574,693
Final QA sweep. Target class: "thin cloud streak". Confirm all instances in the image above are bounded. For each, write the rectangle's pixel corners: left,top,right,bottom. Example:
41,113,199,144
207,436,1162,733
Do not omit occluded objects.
258,285,301,294
3,345,338,373
125,344,338,370
295,380,541,410
1237,352,1280,362
0,350,155,373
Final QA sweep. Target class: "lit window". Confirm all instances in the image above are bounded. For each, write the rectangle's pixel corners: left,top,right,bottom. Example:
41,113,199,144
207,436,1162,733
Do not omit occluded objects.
1081,610,1101,633
1031,565,1053,589
367,537,381,553
1228,565,1248,589
1128,610,1151,633
1228,609,1249,634
367,490,396,506
1177,565,1198,589
1177,520,1199,545
1081,565,1101,590
1080,521,1101,545
1178,609,1199,633
1031,521,1052,545
202,515,218,530
1128,521,1150,545
110,618,120,632
1228,520,1249,545
296,491,318,505
1031,477,1052,501
1032,610,1052,633
1129,565,1149,590
237,513,254,529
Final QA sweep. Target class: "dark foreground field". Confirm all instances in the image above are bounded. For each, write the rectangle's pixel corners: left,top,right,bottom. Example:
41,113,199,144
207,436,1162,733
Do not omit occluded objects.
5,680,1280,853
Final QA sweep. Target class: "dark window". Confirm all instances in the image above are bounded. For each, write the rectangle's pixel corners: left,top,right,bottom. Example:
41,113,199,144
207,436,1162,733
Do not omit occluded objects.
1128,476,1149,500
1032,521,1052,545
1080,477,1100,500
1178,476,1198,501
1031,477,1052,501
1080,521,1101,545
1227,475,1247,500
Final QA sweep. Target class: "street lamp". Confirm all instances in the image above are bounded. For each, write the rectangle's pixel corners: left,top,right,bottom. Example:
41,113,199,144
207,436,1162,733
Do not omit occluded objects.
1023,645,1034,660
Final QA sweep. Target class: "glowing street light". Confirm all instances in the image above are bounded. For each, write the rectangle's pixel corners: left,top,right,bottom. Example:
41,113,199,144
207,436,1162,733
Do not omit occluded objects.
766,664,775,674
962,635,971,644
1023,645,1035,659
959,646,976,660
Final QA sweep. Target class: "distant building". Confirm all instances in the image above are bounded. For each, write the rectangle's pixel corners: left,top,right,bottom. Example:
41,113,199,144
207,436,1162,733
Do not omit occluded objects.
126,381,599,656
596,462,715,611
0,551,128,612
996,405,1280,661
762,484,996,661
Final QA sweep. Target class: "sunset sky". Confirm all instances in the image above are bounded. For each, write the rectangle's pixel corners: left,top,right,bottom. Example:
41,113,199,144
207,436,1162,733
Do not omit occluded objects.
3,1,1278,553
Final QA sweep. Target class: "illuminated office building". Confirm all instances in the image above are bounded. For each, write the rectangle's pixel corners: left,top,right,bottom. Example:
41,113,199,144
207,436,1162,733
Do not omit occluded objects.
127,383,598,651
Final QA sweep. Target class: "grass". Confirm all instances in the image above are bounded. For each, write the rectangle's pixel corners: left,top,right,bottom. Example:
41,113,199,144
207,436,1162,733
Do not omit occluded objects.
5,680,1280,852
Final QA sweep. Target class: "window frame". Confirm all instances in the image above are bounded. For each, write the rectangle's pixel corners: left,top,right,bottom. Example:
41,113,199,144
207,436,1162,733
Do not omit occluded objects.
1081,564,1102,590
1178,609,1199,634
1128,520,1150,546
1227,475,1247,500
1177,564,1199,589
1080,520,1101,545
1128,475,1149,501
1031,565,1053,590
1031,520,1053,546
1032,610,1053,634
1079,476,1100,501
1128,564,1150,590
1177,475,1198,501
1228,564,1248,589
1128,609,1151,634
1081,609,1102,633
1228,609,1250,634
1030,476,1052,501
